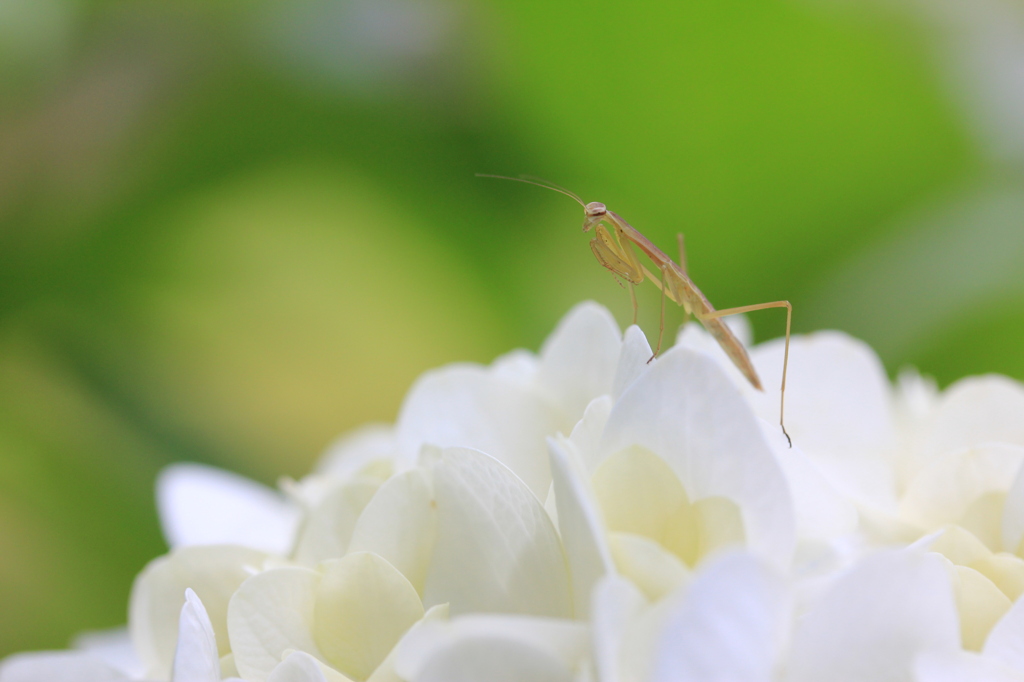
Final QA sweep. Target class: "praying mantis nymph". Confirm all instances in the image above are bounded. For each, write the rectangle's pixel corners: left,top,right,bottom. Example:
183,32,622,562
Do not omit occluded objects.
477,174,793,447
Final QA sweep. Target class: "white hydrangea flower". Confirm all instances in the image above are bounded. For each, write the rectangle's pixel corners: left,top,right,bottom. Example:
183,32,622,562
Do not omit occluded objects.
5,301,1024,682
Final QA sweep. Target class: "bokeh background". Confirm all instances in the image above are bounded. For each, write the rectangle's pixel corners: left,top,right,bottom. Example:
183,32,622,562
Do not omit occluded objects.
2,0,1024,658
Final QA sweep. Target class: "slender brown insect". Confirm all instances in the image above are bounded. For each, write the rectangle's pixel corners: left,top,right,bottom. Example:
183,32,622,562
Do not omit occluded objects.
477,174,793,446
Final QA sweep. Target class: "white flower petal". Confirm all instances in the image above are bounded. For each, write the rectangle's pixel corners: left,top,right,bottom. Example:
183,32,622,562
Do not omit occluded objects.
590,576,646,682
414,636,573,682
611,325,653,402
347,469,437,595
918,376,1024,462
913,650,1024,682
787,548,959,682
901,444,1024,545
317,424,397,478
72,628,144,679
228,567,323,682
674,317,753,391
293,478,381,566
548,436,615,618
130,545,268,680
396,616,587,682
649,551,791,682
600,346,796,567
0,652,129,682
422,447,572,618
747,332,895,459
491,349,540,386
537,301,622,424
158,463,301,555
397,366,563,499
771,439,858,541
567,396,612,474
172,588,221,682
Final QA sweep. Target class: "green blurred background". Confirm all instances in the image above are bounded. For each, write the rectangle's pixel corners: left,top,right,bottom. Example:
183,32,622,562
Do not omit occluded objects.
2,0,1023,658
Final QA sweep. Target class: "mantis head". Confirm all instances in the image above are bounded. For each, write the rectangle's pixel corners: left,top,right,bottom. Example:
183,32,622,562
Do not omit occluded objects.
582,202,607,232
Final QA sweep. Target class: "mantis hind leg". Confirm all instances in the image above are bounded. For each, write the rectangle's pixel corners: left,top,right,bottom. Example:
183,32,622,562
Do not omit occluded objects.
699,300,793,447
629,284,638,325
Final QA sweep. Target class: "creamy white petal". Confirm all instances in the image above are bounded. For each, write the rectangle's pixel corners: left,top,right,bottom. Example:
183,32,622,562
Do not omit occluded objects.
172,589,221,682
367,603,449,682
397,365,563,499
537,301,621,424
901,444,1024,545
786,548,959,682
984,592,1024,671
607,533,689,602
158,463,300,555
1003,461,1024,555
649,551,791,682
347,469,437,594
0,652,130,682
611,325,653,402
314,553,423,680
130,545,268,680
421,447,572,618
917,376,1024,463
228,567,323,682
600,346,796,567
266,651,331,682
548,436,615,618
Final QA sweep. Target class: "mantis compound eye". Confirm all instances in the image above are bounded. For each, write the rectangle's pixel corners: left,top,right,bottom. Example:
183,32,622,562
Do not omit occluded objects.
585,202,607,216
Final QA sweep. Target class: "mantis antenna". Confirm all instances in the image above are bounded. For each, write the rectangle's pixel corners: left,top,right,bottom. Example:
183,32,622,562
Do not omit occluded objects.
475,174,587,208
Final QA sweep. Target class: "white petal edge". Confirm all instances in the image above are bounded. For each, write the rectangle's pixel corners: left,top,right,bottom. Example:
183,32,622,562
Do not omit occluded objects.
158,463,300,555
421,447,572,618
397,365,563,499
548,436,615,618
172,588,221,682
228,567,323,682
537,301,622,424
0,652,129,682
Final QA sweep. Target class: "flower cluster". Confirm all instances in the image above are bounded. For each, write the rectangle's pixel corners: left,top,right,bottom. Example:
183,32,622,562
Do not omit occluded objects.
4,302,1024,682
